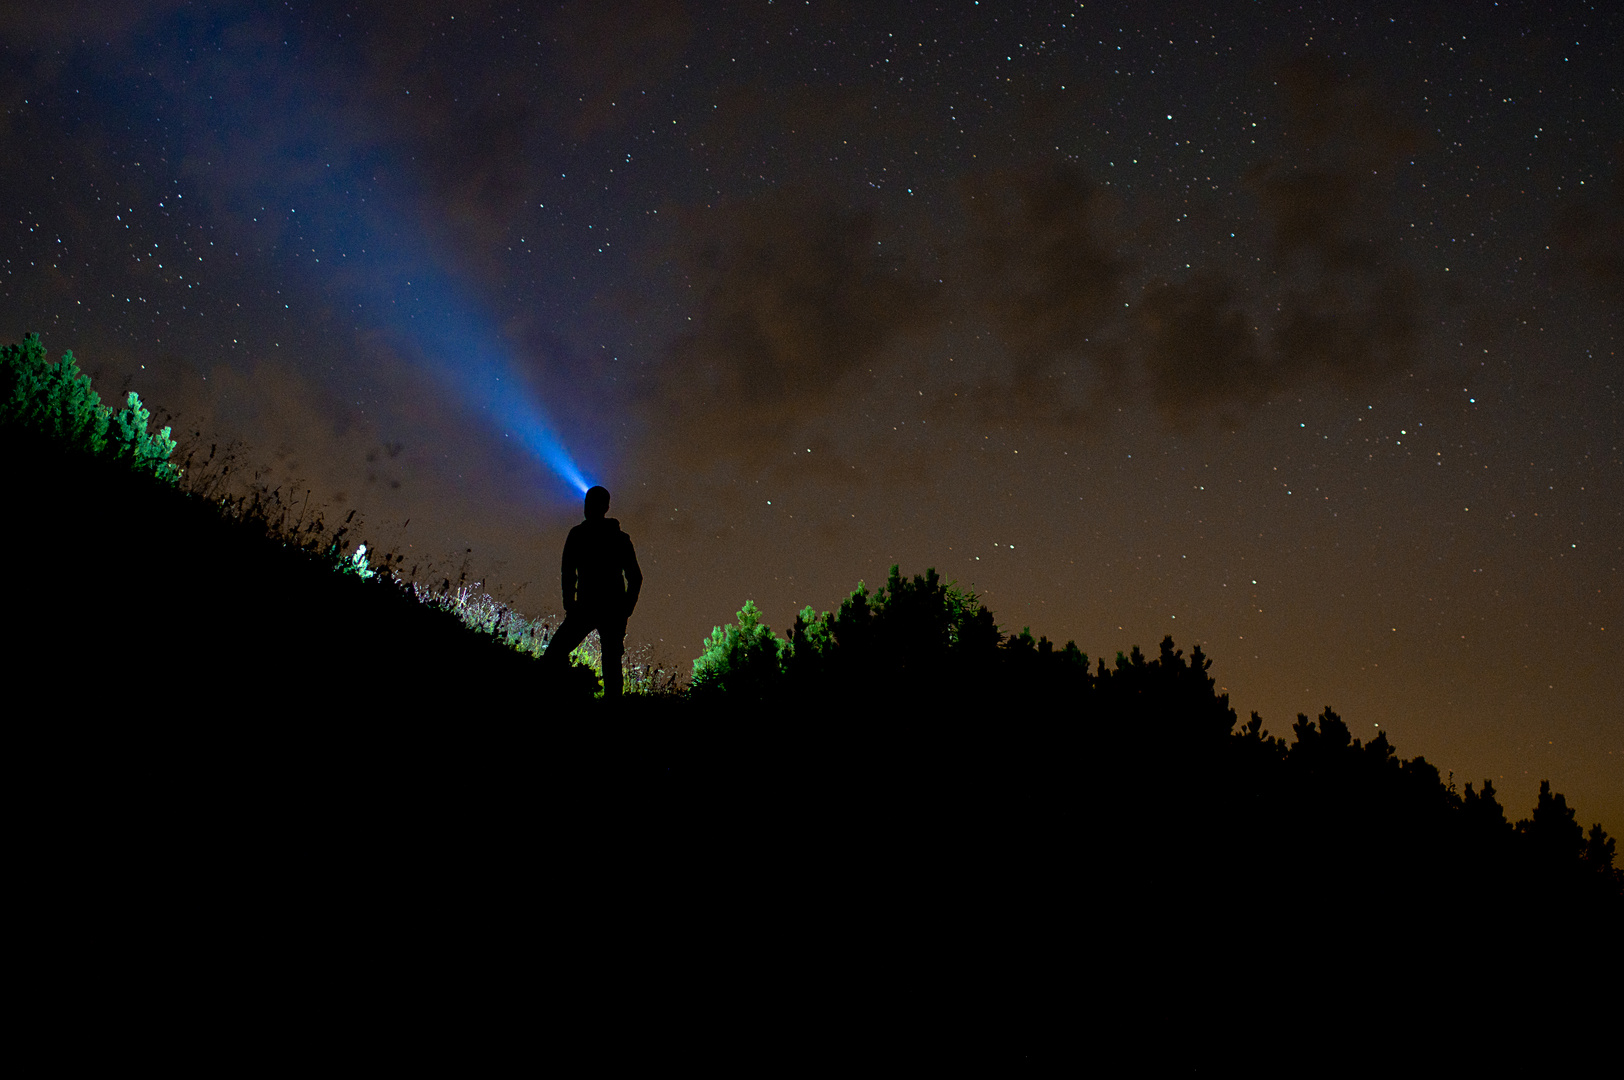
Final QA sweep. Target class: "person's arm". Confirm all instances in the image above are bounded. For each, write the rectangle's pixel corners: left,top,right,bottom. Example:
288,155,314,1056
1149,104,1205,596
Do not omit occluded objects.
561,532,578,613
622,535,643,617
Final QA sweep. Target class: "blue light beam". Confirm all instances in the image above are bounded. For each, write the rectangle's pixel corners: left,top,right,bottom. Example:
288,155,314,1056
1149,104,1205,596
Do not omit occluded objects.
86,8,604,501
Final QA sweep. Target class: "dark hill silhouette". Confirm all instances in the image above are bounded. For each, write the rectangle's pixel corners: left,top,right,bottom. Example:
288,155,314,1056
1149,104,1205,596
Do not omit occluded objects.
8,420,1619,1066
672,572,1622,1055
5,421,598,715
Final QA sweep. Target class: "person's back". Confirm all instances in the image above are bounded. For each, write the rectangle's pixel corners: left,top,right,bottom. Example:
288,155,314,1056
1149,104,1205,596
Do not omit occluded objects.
563,515,636,612
546,486,641,700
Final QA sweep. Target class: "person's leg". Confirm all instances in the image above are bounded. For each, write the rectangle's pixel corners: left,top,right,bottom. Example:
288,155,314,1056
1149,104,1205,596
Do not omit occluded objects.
599,615,628,701
544,611,593,671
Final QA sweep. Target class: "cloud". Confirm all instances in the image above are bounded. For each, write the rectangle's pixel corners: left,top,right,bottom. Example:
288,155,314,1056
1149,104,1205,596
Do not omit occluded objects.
1247,58,1426,389
637,90,1436,460
961,162,1131,362
648,192,936,461
1250,63,1418,265
1131,60,1431,422
1137,273,1272,420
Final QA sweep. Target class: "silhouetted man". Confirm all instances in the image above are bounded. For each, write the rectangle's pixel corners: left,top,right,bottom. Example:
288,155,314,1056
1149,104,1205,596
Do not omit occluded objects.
545,485,642,700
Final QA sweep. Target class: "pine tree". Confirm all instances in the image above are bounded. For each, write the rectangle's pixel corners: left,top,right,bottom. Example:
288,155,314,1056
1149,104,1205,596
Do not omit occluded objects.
1,333,178,481
108,390,180,482
0,333,110,451
691,600,787,702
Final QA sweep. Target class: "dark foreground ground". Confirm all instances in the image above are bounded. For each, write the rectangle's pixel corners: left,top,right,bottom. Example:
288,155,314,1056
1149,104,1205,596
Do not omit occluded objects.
19,710,1617,1069
9,431,1617,1066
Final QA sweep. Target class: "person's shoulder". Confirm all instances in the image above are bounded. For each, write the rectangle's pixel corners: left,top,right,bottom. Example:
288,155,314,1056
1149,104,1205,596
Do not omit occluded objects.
569,518,624,542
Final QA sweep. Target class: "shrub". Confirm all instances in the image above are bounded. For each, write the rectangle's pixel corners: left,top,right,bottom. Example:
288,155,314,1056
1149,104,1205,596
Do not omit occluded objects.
693,567,1012,707
0,333,179,481
691,600,787,702
108,390,180,482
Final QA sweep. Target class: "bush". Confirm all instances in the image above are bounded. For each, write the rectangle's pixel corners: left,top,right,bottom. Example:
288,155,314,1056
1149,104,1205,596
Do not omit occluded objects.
698,566,1006,707
108,390,180,481
691,600,787,702
0,332,178,481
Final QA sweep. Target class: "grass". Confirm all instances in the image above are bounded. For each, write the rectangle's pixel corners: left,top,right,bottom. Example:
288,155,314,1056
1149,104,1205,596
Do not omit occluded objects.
5,423,620,712
408,579,686,698
146,428,688,703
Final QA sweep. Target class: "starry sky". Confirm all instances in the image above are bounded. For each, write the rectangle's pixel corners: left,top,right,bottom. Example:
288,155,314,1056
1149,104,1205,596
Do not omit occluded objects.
3,1,1619,830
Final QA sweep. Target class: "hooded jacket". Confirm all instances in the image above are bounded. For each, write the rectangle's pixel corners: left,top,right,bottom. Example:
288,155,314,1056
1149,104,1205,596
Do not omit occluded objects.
561,516,642,615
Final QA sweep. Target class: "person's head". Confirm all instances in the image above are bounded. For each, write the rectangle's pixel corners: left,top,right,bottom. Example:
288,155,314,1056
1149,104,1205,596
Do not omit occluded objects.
584,485,610,519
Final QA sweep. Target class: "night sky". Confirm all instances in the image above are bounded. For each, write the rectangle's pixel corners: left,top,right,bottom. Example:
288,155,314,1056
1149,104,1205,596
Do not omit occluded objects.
3,2,1619,830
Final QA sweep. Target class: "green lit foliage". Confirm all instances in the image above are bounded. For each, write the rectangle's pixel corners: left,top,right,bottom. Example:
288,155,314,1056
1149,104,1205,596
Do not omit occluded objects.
683,561,1619,919
401,577,677,697
0,333,178,481
554,636,678,699
785,603,836,687
692,599,787,702
694,567,1001,704
108,390,180,482
336,542,378,579
411,580,544,652
1,332,110,451
695,565,1080,711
